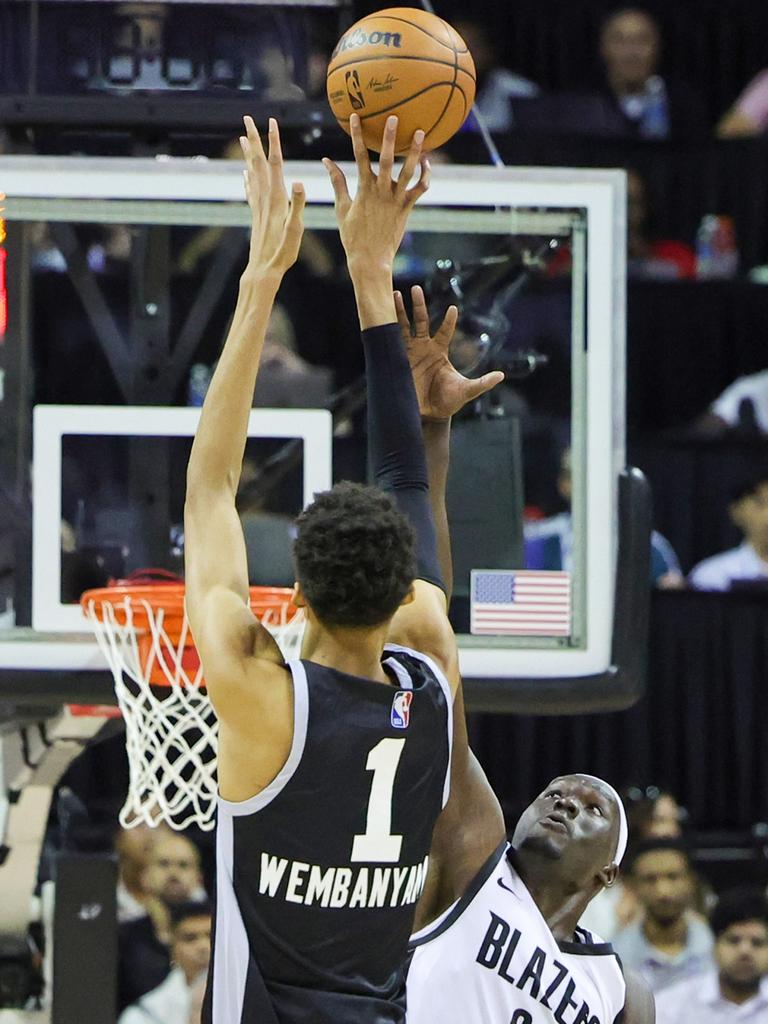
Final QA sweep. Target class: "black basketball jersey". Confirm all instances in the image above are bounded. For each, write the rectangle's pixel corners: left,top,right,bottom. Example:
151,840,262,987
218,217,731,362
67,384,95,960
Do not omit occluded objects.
204,643,452,1024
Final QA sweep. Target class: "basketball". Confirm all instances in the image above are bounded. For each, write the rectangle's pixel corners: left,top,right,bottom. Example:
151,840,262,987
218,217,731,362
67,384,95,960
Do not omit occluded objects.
326,8,476,154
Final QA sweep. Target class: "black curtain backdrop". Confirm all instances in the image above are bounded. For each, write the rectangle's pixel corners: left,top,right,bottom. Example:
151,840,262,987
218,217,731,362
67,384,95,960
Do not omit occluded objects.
362,0,768,126
470,589,768,834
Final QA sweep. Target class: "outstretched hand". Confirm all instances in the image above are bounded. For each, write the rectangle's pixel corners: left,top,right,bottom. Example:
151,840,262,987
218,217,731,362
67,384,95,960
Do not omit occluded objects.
240,116,305,282
323,113,430,274
396,286,505,421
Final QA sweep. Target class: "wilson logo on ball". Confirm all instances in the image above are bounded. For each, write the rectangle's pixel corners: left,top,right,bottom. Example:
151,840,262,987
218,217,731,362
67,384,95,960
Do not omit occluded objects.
332,28,403,58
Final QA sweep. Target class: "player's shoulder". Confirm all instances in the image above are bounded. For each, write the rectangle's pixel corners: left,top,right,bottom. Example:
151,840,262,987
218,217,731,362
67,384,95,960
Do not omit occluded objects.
621,968,657,1024
410,840,509,948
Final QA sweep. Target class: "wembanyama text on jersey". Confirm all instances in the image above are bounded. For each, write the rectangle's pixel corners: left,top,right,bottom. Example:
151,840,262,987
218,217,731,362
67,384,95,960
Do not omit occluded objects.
406,843,627,1024
204,645,452,1024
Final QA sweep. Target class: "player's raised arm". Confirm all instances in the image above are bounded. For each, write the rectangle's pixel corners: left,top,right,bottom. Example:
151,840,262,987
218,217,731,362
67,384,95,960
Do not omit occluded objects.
392,285,506,929
324,114,460,684
184,117,305,702
393,285,504,600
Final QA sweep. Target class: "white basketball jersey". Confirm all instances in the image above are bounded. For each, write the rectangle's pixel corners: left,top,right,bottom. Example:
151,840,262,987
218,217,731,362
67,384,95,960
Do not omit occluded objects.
407,843,626,1024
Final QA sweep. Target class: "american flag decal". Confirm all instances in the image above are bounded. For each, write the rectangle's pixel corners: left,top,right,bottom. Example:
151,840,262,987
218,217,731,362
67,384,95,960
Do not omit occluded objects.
470,570,571,636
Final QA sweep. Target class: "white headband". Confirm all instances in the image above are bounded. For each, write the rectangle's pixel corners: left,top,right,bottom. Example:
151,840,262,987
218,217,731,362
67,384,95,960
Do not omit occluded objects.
577,774,629,866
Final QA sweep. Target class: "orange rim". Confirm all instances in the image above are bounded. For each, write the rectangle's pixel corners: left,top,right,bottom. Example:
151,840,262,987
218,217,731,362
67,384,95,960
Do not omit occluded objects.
80,582,299,635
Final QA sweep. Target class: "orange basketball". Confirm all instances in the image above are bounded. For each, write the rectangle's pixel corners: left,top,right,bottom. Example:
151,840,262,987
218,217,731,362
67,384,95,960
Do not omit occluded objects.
326,8,476,155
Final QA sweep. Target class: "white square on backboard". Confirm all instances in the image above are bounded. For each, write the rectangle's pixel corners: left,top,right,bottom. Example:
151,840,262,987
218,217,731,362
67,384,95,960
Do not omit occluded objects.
32,405,333,632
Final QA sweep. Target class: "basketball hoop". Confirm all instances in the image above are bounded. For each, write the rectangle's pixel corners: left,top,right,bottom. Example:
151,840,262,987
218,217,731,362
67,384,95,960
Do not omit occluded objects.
80,571,305,832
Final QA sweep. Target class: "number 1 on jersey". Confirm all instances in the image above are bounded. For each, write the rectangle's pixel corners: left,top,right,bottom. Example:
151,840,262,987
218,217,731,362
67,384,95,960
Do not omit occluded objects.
351,737,406,863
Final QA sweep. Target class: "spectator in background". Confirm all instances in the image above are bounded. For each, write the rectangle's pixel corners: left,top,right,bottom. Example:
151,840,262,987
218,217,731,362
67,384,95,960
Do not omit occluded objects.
613,838,714,992
703,370,768,435
119,900,212,1024
115,823,171,923
688,473,768,590
524,447,684,587
655,889,768,1023
546,168,695,279
118,833,205,1012
626,169,696,279
625,787,685,840
453,20,540,132
251,303,332,409
718,72,768,138
595,7,708,139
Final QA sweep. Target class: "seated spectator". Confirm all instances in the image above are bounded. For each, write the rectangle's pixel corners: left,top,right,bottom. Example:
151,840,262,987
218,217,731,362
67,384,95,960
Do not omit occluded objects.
118,900,212,1024
546,168,695,280
655,889,768,1023
453,20,540,132
613,838,714,992
118,833,205,1012
115,823,171,923
524,447,684,587
718,72,768,138
586,7,708,139
688,473,768,591
626,170,696,280
704,370,768,435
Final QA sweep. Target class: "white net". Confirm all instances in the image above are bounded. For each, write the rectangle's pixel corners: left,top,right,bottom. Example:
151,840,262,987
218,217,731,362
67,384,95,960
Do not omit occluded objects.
83,593,305,832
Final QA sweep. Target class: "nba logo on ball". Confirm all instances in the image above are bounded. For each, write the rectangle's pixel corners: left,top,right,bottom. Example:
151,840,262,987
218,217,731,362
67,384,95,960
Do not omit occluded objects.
391,691,413,729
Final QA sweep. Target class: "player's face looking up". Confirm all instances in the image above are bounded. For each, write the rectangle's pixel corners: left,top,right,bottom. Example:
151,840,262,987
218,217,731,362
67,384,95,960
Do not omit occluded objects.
511,775,620,887
628,849,693,925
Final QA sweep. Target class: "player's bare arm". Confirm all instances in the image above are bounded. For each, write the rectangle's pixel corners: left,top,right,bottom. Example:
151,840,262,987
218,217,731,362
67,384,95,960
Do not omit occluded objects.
184,116,305,798
622,970,656,1024
394,285,506,929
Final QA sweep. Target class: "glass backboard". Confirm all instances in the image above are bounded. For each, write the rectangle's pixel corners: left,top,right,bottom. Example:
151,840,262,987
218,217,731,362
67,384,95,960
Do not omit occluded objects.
0,156,627,687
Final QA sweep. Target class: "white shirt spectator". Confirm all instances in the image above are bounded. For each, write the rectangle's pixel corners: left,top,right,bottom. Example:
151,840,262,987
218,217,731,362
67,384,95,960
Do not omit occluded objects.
710,371,768,432
117,880,148,924
612,914,714,992
118,967,192,1024
655,970,768,1024
688,542,768,591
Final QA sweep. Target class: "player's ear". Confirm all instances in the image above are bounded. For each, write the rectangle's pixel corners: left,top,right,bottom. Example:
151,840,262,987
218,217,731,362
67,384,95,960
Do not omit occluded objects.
598,863,619,888
291,582,306,608
399,585,416,608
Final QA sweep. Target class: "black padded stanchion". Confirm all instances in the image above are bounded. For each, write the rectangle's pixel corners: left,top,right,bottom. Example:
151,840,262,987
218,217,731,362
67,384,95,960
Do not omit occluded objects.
52,853,117,1024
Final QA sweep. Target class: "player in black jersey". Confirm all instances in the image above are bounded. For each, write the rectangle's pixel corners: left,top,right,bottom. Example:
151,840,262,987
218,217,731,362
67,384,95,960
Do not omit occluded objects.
184,113,501,1024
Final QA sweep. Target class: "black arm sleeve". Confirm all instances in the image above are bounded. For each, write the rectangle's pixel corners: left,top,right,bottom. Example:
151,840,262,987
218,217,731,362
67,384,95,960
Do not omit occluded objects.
362,323,445,593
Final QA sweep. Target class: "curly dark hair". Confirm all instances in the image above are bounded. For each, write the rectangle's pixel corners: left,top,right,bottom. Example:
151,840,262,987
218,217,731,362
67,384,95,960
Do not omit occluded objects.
294,481,416,628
